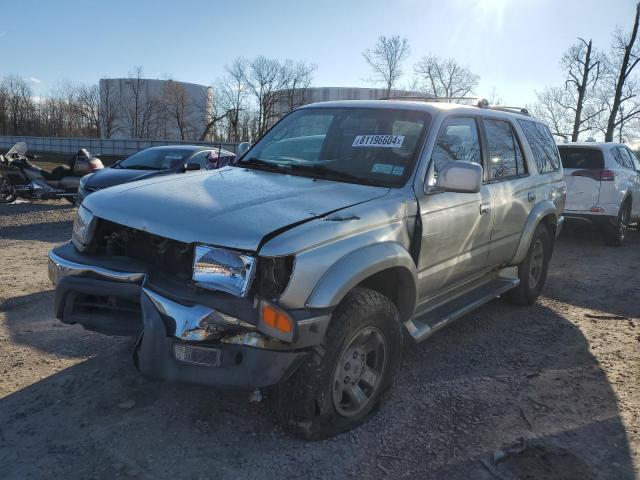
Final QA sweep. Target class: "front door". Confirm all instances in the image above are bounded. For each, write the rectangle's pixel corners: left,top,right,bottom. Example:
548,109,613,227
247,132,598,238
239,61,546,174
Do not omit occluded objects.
416,116,493,302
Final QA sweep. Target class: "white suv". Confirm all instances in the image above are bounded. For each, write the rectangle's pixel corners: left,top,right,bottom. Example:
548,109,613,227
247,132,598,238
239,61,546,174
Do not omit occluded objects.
558,142,640,245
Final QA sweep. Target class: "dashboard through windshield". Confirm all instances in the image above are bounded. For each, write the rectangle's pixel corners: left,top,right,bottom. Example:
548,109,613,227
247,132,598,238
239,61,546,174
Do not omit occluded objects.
236,107,431,187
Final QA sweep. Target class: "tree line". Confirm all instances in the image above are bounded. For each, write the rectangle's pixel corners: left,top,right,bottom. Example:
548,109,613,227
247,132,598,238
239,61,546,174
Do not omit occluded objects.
0,58,315,143
1,4,639,144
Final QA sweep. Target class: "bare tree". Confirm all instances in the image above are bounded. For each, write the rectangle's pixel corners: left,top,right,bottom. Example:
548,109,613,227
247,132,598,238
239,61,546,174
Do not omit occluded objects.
603,2,640,141
118,66,162,139
362,35,410,96
562,38,604,141
281,60,316,112
99,78,121,138
4,75,34,135
487,86,502,105
414,55,479,101
217,59,251,142
77,83,101,136
532,86,574,139
163,80,193,140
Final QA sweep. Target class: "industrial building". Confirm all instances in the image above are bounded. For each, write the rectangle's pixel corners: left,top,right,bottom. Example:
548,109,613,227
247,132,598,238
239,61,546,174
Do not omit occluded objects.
273,86,424,119
99,78,212,141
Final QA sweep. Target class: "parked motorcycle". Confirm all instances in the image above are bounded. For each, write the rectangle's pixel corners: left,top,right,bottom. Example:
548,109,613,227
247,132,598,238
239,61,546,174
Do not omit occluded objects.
0,143,104,204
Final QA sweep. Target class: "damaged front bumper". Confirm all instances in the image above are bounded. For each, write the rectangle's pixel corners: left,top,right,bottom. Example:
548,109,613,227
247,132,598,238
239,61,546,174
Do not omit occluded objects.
48,242,330,388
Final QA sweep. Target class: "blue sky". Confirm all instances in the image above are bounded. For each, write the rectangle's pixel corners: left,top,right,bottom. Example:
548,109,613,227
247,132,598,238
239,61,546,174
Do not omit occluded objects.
2,0,637,106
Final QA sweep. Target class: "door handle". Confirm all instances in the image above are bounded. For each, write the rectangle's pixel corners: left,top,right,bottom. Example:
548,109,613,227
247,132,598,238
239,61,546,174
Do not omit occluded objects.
528,192,536,203
480,202,491,215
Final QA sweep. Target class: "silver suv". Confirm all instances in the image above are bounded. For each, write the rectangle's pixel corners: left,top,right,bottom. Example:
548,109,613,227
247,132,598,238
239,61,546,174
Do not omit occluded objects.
48,100,565,438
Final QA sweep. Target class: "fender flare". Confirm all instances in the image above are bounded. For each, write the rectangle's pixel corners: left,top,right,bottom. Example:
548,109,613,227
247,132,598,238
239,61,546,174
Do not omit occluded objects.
306,241,418,319
512,200,558,265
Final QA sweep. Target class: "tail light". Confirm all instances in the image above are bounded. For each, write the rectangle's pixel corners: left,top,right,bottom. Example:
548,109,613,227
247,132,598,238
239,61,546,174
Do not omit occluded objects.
571,169,616,181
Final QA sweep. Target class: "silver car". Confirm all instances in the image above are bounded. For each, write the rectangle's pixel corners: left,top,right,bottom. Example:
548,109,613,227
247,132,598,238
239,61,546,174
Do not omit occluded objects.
48,99,565,438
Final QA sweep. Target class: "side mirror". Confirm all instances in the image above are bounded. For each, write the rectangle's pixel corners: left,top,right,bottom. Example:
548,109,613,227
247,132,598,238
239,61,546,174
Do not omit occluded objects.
185,162,201,171
237,142,251,157
434,161,482,193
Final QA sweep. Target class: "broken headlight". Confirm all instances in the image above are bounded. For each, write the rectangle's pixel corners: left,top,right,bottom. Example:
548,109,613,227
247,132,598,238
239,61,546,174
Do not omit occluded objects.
192,245,256,297
257,256,294,299
71,205,97,252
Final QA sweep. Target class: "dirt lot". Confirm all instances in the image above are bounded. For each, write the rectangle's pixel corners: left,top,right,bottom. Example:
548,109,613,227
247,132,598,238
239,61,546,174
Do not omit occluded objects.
0,200,639,479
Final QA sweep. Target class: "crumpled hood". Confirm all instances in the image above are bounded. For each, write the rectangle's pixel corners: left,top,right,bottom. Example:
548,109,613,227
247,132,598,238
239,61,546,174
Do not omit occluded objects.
85,167,163,189
83,167,389,251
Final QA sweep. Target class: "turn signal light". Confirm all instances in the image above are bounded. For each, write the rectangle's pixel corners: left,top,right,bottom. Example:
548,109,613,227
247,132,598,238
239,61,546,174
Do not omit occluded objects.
261,303,293,333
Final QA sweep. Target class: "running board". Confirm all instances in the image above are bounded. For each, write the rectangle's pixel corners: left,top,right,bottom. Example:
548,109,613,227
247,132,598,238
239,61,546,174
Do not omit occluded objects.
404,277,519,343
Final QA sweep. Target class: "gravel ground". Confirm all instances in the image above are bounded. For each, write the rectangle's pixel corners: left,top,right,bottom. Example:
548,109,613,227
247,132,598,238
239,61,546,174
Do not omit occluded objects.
0,200,639,479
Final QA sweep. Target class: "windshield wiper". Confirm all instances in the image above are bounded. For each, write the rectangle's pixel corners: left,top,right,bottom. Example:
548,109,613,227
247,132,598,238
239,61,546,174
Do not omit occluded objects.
120,165,159,170
288,163,371,184
239,157,291,173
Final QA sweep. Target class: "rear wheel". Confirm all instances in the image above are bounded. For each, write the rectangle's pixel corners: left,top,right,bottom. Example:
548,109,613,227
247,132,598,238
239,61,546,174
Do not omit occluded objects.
269,287,403,440
503,224,552,306
604,203,630,247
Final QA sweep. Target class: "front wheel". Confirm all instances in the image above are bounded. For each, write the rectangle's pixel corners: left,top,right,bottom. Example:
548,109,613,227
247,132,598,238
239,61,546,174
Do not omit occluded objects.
503,224,552,306
0,178,17,204
269,287,403,440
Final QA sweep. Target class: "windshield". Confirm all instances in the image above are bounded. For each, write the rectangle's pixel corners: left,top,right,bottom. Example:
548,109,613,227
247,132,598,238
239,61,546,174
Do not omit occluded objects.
116,148,194,170
237,107,431,187
6,142,27,157
559,147,604,169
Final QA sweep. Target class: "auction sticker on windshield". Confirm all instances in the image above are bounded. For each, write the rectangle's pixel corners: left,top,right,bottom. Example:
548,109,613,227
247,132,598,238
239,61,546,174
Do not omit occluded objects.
352,135,404,147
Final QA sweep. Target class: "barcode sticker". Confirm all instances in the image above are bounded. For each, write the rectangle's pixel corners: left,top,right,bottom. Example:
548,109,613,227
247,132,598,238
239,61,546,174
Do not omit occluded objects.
352,135,404,148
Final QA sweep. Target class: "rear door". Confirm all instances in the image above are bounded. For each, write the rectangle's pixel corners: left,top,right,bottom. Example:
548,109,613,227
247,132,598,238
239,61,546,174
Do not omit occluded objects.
558,146,604,212
481,117,531,267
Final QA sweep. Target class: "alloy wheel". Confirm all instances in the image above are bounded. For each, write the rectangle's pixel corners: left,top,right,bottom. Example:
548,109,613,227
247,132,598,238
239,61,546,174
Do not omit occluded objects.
528,239,544,289
331,326,387,418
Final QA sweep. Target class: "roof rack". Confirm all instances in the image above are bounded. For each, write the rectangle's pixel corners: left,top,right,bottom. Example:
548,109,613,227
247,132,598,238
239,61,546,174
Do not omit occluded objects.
382,95,531,116
476,98,530,116
383,95,479,103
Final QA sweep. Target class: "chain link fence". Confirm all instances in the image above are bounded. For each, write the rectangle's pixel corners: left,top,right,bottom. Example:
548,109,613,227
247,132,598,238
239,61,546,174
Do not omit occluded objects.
0,136,238,157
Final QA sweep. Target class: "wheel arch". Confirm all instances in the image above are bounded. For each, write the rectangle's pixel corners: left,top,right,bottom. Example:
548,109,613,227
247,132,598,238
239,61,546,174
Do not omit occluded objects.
305,242,418,322
512,201,559,265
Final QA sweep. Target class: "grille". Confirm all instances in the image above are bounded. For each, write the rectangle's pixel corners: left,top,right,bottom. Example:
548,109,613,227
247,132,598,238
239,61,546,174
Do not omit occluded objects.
91,219,193,280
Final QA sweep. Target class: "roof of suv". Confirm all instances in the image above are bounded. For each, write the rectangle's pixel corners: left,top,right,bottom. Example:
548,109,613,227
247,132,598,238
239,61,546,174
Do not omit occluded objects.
301,99,535,121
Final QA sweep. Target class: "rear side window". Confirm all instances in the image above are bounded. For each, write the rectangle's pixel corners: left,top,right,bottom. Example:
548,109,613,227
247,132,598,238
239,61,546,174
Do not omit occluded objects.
612,147,635,170
558,147,604,170
484,119,526,179
627,148,640,171
431,117,482,175
518,120,561,174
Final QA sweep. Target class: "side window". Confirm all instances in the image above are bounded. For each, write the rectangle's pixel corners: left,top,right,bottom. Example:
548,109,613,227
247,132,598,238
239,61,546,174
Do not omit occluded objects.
626,148,640,171
484,119,526,179
189,150,211,167
431,117,482,175
613,147,634,170
517,119,561,174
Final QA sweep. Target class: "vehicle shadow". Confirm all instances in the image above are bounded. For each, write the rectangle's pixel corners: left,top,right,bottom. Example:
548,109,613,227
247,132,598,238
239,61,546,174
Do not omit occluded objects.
546,225,640,319
1,289,635,478
0,220,73,242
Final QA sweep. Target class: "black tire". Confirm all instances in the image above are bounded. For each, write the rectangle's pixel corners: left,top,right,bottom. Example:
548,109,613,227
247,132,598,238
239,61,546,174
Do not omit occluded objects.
604,202,630,247
503,223,552,306
269,287,403,440
0,178,17,204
